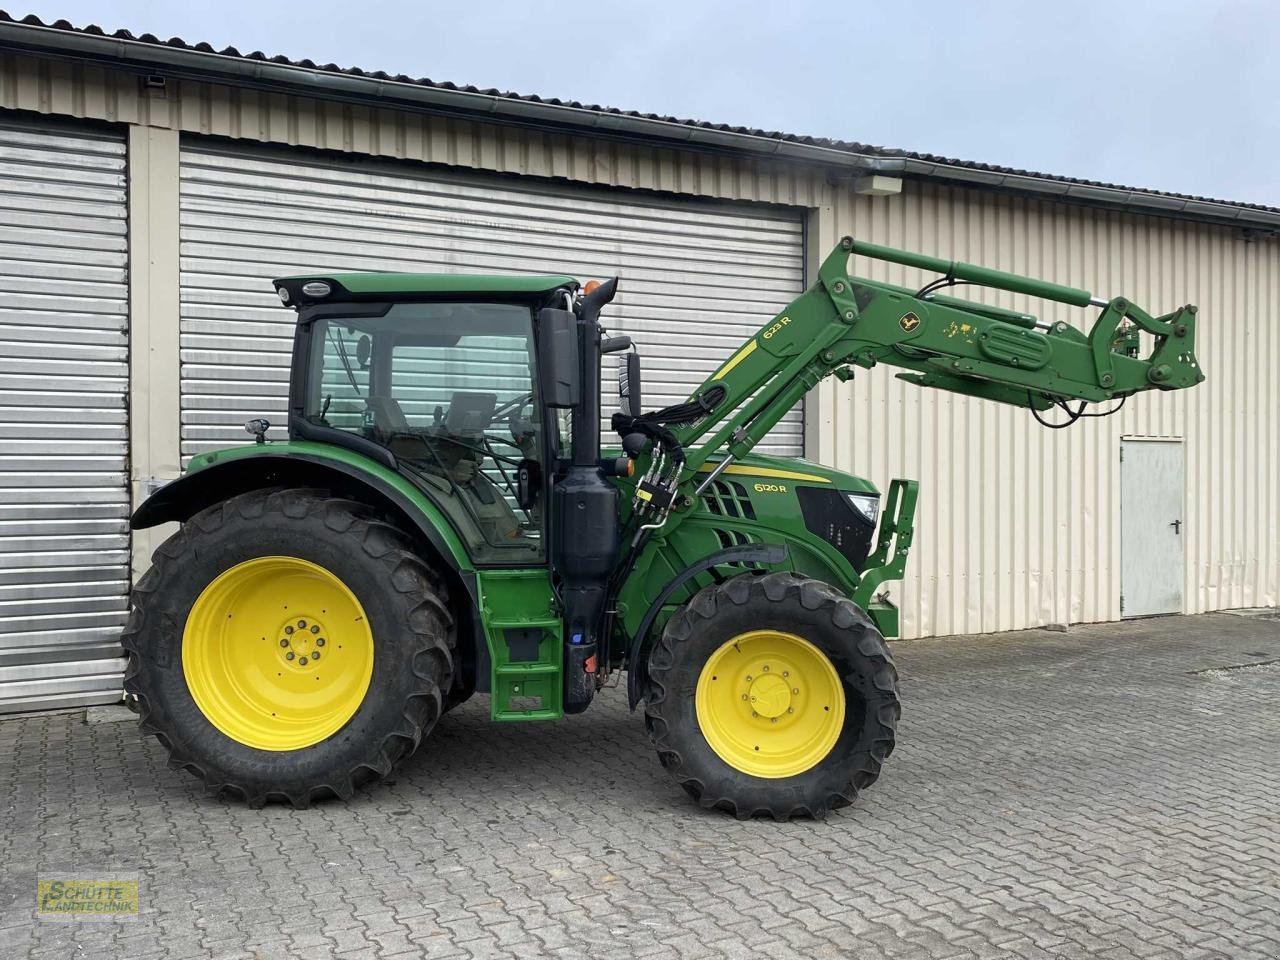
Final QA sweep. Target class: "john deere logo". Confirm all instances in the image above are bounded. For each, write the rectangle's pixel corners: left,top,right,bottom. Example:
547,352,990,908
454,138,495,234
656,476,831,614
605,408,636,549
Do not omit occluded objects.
899,312,922,333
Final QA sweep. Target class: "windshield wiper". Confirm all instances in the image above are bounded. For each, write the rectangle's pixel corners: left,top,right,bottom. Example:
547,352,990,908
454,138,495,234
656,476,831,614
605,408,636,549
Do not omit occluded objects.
327,327,363,397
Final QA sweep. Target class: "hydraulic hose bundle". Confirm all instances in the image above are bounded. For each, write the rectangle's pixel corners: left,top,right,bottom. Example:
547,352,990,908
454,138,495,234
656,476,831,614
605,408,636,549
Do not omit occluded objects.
612,385,727,526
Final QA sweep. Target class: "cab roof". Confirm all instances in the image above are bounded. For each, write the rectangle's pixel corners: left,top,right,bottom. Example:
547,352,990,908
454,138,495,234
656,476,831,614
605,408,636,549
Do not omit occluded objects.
274,272,579,307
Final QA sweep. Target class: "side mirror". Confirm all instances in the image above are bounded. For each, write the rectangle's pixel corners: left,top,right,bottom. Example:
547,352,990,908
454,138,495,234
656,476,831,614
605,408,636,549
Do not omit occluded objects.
517,458,542,510
536,307,580,408
619,352,642,417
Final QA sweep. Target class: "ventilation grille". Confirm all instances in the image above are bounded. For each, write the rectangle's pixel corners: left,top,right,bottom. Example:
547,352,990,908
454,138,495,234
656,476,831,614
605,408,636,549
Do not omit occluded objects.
702,480,757,520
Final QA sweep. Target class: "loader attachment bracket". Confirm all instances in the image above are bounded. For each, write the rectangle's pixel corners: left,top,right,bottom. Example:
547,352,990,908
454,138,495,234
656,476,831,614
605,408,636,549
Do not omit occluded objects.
852,478,919,633
819,237,1205,408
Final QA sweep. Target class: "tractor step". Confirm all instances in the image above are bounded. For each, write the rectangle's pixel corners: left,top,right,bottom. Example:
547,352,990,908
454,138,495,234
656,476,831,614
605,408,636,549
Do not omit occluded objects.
476,570,565,722
490,624,563,722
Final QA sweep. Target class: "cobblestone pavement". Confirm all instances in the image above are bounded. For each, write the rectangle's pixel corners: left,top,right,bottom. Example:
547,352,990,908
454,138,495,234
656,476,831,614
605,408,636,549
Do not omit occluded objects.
2,611,1278,960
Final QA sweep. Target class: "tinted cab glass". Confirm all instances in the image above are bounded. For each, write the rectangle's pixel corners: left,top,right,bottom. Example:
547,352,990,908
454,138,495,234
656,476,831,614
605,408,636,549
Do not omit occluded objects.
303,302,546,563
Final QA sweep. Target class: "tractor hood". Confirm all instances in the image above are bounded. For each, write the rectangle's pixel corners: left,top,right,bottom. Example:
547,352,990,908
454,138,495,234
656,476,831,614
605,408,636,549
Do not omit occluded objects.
692,452,879,496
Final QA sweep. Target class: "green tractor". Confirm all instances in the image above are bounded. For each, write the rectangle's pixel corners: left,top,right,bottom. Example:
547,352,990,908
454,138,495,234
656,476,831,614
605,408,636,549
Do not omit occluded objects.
126,237,1203,818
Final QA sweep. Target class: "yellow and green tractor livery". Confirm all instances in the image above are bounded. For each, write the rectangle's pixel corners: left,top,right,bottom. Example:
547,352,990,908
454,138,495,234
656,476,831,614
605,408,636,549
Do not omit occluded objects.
127,238,1203,817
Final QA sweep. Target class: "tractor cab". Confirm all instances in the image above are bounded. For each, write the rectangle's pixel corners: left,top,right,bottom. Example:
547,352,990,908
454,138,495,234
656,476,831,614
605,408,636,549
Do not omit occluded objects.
273,273,589,566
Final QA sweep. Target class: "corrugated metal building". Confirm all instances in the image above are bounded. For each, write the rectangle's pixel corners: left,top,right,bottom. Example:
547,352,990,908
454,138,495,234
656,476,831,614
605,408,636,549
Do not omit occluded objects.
0,14,1276,712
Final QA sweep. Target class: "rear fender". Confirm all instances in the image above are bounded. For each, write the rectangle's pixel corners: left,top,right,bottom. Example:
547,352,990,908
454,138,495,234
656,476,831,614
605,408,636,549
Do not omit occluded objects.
133,453,469,573
131,452,484,691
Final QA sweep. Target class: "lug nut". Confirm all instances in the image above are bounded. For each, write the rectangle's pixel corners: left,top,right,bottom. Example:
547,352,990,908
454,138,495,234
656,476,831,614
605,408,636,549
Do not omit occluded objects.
751,711,758,718
298,657,308,666
284,625,294,635
792,688,799,695
782,671,789,678
741,694,748,701
787,707,794,714
310,652,320,661
279,639,289,648
297,620,307,629
745,675,752,681
315,638,325,647
771,717,777,723
310,624,320,634
762,665,769,672
285,652,295,661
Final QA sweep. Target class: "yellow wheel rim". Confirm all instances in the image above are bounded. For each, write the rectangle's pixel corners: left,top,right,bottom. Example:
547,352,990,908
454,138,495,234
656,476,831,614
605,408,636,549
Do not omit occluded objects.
182,556,374,751
695,629,846,778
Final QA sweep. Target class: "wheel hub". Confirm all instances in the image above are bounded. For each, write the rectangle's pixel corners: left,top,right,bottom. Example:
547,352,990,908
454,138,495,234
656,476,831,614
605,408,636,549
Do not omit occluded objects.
278,615,327,666
747,673,792,718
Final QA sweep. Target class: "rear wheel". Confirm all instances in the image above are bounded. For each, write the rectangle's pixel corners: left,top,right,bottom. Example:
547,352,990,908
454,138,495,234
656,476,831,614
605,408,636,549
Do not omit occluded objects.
122,488,455,808
644,572,899,819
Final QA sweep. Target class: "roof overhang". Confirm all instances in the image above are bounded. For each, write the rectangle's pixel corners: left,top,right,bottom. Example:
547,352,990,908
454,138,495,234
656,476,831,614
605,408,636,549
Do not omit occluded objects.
2,17,1277,234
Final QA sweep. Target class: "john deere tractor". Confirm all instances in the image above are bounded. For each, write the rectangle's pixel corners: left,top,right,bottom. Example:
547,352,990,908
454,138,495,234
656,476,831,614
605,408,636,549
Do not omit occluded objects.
126,237,1203,818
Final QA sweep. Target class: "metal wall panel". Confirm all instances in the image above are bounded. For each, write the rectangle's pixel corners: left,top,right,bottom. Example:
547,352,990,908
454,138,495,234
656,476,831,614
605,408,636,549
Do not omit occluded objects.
0,115,129,712
813,181,1280,637
177,140,806,461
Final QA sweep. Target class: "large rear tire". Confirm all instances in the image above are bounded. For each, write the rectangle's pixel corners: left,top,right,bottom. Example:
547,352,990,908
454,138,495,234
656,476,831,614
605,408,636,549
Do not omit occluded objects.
122,488,455,808
644,572,899,820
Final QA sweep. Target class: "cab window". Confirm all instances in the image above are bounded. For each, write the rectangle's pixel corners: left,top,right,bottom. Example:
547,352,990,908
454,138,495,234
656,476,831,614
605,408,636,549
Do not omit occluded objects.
303,302,543,563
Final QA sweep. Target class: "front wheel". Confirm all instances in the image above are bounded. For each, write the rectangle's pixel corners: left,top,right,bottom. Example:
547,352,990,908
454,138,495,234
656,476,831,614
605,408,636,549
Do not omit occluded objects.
644,572,899,819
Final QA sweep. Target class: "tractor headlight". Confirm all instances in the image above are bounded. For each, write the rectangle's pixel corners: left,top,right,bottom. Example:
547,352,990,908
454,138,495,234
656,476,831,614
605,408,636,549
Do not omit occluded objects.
846,492,879,525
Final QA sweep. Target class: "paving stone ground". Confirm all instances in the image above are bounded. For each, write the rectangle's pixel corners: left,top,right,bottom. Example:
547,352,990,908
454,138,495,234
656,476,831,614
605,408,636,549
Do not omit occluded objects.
2,611,1278,960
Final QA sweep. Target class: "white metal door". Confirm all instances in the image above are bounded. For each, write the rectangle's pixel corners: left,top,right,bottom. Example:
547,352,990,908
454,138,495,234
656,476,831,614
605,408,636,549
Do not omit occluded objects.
177,140,806,463
0,115,130,712
1120,440,1184,618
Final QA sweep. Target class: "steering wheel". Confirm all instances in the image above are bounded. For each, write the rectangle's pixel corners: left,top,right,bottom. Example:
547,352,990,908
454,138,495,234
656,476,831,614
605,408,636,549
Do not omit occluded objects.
507,395,536,447
489,391,533,425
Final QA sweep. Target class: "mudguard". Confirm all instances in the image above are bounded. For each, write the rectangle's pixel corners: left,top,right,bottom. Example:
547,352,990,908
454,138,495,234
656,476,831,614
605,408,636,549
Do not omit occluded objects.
131,449,476,601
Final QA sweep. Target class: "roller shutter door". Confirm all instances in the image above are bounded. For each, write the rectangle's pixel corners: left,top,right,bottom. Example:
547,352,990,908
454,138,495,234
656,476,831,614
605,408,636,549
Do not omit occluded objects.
178,140,805,462
0,116,129,713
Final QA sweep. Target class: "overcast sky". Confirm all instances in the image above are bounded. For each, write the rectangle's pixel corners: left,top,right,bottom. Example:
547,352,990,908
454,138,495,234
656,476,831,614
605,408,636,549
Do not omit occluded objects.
16,1,1279,206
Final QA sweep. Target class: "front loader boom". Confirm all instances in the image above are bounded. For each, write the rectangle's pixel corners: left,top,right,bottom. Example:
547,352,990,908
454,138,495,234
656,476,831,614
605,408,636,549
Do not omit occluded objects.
672,235,1203,479
612,234,1204,583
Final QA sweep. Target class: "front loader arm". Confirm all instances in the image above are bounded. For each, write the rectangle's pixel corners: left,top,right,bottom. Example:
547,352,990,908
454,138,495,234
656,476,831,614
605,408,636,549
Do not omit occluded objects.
670,235,1204,479
610,234,1203,660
